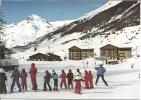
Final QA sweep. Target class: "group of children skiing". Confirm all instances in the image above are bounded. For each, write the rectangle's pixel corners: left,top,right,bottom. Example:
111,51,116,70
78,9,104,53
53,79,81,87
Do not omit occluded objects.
0,63,108,94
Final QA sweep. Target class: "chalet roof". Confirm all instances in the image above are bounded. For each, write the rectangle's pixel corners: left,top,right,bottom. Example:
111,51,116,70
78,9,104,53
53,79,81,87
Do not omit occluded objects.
69,46,81,50
29,53,47,57
100,44,119,49
47,53,60,57
69,45,94,50
100,44,132,49
116,45,132,49
29,52,61,58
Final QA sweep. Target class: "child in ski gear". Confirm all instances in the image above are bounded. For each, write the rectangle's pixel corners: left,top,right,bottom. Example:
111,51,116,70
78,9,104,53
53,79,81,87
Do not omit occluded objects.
67,69,73,89
84,70,89,89
21,68,27,91
0,68,7,94
11,67,21,92
52,70,58,91
95,64,108,86
43,70,52,91
60,70,67,89
74,69,82,94
88,71,93,88
29,63,37,90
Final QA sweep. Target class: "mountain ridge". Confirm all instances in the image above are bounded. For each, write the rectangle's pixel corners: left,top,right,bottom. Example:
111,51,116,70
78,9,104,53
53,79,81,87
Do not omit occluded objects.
4,1,140,55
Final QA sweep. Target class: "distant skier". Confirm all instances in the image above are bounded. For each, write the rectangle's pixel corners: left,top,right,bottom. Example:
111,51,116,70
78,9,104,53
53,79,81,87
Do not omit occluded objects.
66,69,73,89
0,68,7,94
60,70,67,89
43,70,52,91
74,69,83,94
95,64,108,86
29,63,37,90
88,71,93,88
52,70,58,91
84,70,89,89
21,68,27,91
131,63,134,68
11,67,21,92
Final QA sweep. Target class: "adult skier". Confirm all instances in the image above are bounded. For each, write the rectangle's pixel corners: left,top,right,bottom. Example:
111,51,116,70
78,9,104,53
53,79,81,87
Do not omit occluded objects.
88,71,93,88
66,69,73,89
20,68,27,91
52,70,58,91
74,69,83,94
60,70,67,89
95,64,108,86
11,67,21,92
0,68,7,94
43,70,52,91
29,63,37,90
84,70,89,89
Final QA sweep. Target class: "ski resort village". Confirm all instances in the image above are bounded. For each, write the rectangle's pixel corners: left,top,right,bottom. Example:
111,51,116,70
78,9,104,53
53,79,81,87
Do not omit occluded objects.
0,0,140,99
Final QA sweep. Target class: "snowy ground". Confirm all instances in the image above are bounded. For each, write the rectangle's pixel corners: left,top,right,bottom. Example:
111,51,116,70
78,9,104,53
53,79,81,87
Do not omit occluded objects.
0,57,140,99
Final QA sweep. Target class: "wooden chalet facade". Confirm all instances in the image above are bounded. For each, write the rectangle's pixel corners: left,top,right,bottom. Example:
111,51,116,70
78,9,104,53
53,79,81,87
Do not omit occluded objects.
118,47,132,60
29,53,62,61
100,44,132,60
69,46,94,60
46,53,62,61
29,53,48,61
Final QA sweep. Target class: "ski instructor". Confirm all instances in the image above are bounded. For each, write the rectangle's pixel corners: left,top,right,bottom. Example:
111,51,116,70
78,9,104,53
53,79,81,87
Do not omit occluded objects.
95,64,108,86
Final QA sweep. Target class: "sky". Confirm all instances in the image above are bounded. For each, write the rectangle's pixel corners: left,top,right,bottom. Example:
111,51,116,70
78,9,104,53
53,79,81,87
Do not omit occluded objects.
1,0,107,24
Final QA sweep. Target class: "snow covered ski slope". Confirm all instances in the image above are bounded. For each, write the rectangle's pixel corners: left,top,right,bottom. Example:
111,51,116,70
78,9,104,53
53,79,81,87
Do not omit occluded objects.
0,57,140,99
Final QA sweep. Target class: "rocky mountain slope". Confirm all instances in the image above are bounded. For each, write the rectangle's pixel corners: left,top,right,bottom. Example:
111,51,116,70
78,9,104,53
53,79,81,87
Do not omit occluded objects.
11,0,140,52
4,14,72,48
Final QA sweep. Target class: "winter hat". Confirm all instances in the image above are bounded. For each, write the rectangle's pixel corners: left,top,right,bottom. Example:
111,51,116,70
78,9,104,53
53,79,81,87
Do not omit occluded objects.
0,68,5,73
100,64,103,67
31,63,35,67
77,69,80,72
69,69,72,73
62,70,64,73
22,68,25,72
45,70,49,74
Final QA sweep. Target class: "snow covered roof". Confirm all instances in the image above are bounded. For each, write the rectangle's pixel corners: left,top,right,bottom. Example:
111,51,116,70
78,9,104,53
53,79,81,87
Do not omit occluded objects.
113,44,132,48
70,45,94,50
100,43,132,49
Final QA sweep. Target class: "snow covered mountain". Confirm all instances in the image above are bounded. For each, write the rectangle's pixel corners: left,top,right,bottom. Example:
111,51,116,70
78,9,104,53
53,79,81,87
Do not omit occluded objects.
4,14,72,48
8,1,140,59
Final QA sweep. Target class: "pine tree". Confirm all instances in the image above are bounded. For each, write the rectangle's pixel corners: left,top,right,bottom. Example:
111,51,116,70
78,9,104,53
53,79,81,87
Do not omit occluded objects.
0,5,6,59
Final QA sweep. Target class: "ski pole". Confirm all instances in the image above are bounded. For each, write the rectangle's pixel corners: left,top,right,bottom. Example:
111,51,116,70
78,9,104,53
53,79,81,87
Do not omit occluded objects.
6,80,9,93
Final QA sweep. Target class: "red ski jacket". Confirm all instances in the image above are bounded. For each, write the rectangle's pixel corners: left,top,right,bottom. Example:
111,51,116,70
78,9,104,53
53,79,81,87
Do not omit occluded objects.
60,72,66,81
29,67,37,77
21,71,27,80
84,73,89,82
88,73,93,81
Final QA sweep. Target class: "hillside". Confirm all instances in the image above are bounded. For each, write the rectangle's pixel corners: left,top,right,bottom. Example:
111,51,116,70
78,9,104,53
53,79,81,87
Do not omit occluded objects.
3,0,140,59
4,14,72,48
